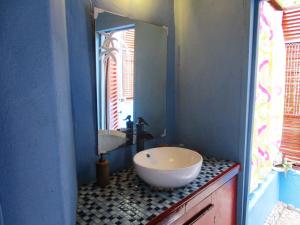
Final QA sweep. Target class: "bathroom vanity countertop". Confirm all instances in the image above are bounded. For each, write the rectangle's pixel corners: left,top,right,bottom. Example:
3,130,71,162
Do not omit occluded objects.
77,157,239,225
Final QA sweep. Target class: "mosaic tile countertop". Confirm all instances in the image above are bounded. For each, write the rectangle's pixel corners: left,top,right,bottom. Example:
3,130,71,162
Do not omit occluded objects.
77,157,235,225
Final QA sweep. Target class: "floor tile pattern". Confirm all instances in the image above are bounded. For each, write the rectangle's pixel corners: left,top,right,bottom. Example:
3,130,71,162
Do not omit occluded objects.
264,202,300,225
77,157,234,225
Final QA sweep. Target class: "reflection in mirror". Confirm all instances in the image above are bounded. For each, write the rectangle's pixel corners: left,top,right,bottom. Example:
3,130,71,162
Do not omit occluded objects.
98,28,135,130
95,10,167,151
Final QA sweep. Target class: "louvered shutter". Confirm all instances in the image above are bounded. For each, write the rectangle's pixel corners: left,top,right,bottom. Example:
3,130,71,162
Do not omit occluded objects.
280,42,300,162
283,9,300,42
122,29,135,99
107,58,119,130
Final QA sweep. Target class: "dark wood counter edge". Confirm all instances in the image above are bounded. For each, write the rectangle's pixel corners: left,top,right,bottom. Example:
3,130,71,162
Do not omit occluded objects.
147,163,241,225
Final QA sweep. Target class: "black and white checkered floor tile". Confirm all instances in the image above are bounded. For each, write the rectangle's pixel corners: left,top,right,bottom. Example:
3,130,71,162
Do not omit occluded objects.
77,157,234,225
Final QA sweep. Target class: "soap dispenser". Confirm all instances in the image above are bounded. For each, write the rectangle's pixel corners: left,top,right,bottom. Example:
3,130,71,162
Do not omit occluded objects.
96,153,109,188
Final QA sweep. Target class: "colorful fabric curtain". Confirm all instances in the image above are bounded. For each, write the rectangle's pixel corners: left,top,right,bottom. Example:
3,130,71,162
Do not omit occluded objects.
250,1,286,192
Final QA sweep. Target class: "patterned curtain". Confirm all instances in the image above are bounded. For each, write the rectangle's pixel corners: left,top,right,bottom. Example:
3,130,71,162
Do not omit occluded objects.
250,1,286,192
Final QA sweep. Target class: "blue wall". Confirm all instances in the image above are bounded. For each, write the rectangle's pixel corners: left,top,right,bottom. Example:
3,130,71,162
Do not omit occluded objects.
0,0,259,224
66,0,255,222
279,170,300,208
247,170,300,225
247,172,279,225
174,0,252,164
66,0,98,185
174,0,255,224
0,203,3,225
0,0,77,224
66,0,175,184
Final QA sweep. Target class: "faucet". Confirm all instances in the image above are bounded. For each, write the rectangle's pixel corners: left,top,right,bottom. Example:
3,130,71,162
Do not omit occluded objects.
136,117,154,152
123,115,134,145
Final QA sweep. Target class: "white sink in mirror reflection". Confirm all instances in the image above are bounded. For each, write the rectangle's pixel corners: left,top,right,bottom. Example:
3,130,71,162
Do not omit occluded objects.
98,130,127,154
133,147,203,188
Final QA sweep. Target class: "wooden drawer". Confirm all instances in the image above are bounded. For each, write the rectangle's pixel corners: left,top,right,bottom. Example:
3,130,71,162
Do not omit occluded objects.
184,195,215,225
156,205,185,225
172,178,236,225
156,195,214,225
185,195,213,221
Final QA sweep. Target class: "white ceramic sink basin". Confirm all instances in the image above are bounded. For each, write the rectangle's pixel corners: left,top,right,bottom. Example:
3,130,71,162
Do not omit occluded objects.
133,147,203,188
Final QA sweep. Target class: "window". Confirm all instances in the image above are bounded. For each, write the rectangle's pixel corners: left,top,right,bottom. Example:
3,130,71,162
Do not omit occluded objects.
280,9,300,163
121,29,135,100
280,43,300,162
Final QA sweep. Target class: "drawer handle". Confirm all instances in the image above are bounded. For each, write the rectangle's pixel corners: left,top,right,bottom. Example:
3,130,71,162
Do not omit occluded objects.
185,204,214,225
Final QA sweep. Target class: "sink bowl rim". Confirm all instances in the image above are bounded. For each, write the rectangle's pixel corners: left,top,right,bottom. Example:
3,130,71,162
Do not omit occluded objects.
133,147,203,172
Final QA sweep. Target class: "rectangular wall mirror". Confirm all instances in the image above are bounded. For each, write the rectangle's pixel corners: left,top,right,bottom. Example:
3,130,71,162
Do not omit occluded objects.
95,10,168,152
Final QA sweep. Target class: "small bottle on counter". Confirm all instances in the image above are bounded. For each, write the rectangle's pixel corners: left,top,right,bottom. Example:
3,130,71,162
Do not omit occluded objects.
96,153,109,188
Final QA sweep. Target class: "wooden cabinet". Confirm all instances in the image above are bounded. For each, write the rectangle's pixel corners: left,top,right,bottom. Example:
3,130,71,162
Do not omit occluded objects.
213,177,237,225
182,177,237,225
148,164,239,225
184,198,215,225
